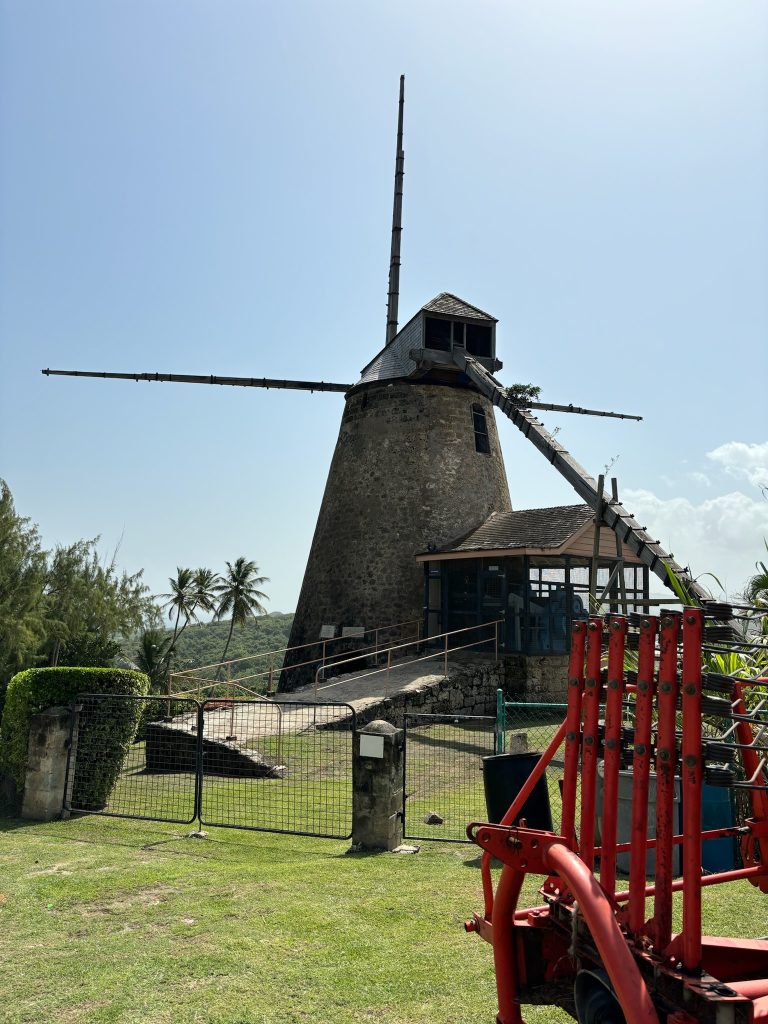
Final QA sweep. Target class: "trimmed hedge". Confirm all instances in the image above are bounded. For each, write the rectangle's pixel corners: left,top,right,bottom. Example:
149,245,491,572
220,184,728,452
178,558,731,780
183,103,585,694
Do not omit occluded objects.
0,667,149,810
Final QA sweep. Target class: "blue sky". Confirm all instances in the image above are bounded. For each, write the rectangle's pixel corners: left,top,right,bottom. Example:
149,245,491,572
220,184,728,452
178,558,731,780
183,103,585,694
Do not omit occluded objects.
1,0,766,612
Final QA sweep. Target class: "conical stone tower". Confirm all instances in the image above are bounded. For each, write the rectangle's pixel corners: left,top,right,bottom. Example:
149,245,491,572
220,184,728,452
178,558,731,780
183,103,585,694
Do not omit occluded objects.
281,293,512,687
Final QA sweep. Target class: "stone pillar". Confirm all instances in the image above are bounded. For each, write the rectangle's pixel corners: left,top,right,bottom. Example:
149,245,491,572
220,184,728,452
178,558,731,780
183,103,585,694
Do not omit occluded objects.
352,719,404,851
21,706,72,822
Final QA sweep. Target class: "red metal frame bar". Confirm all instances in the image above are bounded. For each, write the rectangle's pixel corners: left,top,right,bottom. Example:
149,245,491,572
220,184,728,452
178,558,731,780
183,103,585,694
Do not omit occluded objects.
561,620,587,847
653,611,680,951
629,615,657,936
579,618,603,871
678,608,704,971
478,719,568,919
732,679,768,823
467,602,768,1022
600,616,626,896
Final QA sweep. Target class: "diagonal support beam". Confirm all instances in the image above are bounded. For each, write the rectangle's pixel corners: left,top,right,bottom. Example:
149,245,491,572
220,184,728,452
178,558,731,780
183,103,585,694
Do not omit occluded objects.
455,352,709,601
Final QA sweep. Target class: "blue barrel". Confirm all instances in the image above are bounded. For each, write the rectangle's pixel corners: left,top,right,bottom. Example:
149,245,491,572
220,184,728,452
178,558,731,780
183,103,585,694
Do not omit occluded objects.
701,783,736,873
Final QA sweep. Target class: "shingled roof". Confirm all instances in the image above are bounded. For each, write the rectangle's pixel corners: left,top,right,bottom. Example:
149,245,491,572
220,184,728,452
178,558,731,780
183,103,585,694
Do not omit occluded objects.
427,504,594,555
421,292,497,322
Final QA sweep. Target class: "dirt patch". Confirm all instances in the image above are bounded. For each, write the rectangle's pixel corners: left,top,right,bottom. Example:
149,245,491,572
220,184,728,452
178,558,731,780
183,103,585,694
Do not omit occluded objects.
77,883,181,917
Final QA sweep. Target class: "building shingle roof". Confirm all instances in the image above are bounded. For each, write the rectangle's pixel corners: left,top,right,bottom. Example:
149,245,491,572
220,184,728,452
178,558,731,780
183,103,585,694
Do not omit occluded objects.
430,504,593,554
421,293,497,322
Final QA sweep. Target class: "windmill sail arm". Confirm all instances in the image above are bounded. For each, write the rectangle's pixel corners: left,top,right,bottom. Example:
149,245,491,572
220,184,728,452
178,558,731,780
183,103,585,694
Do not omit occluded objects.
41,369,350,393
455,353,709,601
524,400,642,421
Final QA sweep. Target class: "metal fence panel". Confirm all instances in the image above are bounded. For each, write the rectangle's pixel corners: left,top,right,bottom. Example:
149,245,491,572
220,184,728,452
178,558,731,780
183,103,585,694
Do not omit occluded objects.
404,712,496,842
65,694,200,824
500,702,568,835
199,698,355,839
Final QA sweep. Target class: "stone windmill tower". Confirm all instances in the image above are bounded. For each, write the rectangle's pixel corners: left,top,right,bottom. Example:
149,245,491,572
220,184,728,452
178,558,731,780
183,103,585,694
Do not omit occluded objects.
44,77,709,684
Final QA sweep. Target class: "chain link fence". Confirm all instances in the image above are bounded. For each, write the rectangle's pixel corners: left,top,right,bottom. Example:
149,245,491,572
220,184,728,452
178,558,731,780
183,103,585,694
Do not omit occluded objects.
403,712,497,842
63,693,355,839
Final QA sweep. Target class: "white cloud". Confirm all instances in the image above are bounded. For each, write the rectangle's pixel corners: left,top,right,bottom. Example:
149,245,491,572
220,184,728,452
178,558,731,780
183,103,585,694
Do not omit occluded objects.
622,487,768,596
706,441,768,489
686,471,711,487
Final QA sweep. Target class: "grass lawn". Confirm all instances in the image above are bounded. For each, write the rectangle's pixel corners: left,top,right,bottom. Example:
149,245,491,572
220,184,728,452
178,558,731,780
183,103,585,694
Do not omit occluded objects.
2,816,767,1024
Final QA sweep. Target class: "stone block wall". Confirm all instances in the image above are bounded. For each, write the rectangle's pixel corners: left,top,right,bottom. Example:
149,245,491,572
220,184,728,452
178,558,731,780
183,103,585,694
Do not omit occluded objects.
503,654,570,703
282,380,512,689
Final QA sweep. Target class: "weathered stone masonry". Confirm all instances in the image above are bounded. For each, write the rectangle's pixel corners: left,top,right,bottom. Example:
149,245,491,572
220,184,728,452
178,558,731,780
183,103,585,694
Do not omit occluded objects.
283,381,511,688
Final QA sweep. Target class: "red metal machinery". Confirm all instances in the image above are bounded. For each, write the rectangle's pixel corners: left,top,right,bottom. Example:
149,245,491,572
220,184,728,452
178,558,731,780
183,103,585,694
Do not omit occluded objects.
465,606,768,1024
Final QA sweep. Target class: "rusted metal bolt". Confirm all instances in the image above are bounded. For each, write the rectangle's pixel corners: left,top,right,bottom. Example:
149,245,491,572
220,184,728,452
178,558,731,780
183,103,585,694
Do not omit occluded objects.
507,836,522,849
585,736,594,746
685,755,697,768
635,743,646,756
638,680,648,692
572,623,581,635
661,682,672,693
568,677,579,687
566,731,576,742
660,615,673,628
659,749,670,761
684,684,697,696
685,614,697,625
611,621,623,632
608,679,619,689
641,618,651,629
606,739,617,750
586,678,596,688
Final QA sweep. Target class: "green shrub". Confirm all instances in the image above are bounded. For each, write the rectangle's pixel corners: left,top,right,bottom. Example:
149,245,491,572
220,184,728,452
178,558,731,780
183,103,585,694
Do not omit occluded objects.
0,666,148,809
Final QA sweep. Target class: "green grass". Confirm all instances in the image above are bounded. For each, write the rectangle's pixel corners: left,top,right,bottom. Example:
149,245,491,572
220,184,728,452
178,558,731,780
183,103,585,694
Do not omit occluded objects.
0,815,565,1024
1,816,766,1024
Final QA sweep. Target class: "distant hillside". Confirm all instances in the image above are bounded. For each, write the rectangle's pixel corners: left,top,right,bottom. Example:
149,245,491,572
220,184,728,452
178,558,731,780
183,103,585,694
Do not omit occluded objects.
172,612,294,668
167,612,294,670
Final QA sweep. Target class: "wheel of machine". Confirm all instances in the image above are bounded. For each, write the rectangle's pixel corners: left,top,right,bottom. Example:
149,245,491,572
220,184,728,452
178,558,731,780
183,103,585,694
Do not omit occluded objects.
574,969,627,1024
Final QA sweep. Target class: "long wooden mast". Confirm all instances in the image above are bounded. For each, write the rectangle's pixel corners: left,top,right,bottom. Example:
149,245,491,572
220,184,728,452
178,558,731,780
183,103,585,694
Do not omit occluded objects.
385,75,405,346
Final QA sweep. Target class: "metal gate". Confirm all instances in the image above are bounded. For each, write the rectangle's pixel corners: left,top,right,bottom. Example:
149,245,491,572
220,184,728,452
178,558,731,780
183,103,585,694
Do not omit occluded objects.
402,712,497,842
64,693,356,839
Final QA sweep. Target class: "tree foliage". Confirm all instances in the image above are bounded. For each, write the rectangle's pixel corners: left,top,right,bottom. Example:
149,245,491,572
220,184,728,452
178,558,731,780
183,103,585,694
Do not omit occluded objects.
504,383,542,405
214,558,270,668
0,481,47,689
0,480,154,710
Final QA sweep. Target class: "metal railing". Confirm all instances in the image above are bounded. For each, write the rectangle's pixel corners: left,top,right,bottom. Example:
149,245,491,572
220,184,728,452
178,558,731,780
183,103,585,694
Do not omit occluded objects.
168,616,421,700
314,619,504,700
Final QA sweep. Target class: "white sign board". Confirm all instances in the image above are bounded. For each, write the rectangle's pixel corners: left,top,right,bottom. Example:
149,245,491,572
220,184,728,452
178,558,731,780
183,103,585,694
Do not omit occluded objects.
359,734,385,759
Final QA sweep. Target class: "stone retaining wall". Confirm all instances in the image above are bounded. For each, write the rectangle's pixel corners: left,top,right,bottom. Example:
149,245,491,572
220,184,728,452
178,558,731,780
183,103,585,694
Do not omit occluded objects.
323,658,504,730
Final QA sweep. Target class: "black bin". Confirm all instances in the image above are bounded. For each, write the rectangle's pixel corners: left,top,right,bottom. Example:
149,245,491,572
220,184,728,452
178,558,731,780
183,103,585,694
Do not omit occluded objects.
482,752,553,830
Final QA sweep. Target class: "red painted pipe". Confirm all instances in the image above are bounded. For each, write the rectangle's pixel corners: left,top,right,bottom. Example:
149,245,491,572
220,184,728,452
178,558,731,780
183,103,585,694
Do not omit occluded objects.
732,680,768,822
653,611,680,951
601,616,626,896
629,616,657,936
561,621,586,846
545,843,660,1024
580,618,603,870
492,864,527,1024
680,608,703,971
480,718,568,921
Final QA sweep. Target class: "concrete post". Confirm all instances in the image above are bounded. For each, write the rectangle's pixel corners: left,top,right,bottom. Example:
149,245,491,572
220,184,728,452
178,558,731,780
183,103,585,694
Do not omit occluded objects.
21,706,72,822
352,719,404,851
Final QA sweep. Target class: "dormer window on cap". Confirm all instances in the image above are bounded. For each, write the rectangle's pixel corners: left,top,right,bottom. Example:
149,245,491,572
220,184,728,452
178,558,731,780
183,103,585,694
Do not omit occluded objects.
357,292,501,386
422,293,496,361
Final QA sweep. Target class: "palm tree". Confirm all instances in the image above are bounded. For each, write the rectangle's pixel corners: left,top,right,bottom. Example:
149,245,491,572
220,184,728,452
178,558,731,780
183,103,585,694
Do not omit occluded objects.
191,567,220,620
214,558,270,668
135,628,174,693
161,567,197,655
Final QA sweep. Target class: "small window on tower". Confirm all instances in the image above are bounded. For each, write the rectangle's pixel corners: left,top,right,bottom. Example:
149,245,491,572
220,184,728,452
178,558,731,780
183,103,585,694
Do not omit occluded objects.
424,316,451,351
472,404,490,454
466,323,492,358
452,321,465,347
